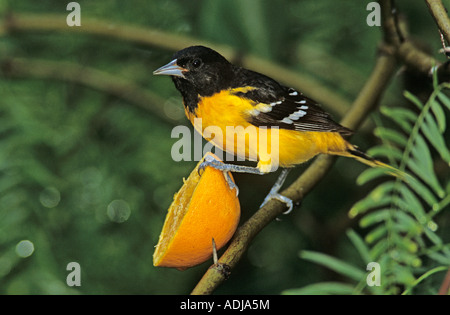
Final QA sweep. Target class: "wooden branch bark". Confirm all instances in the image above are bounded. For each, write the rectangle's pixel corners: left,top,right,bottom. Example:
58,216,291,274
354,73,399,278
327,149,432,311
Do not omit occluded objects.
379,0,450,81
425,0,450,44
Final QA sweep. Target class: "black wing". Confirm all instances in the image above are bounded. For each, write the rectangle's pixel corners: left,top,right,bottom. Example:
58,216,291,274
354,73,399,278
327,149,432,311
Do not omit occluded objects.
231,68,352,136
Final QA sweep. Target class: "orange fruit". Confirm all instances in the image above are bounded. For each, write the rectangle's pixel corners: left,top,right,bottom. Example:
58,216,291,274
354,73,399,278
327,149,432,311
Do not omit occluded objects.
153,153,240,270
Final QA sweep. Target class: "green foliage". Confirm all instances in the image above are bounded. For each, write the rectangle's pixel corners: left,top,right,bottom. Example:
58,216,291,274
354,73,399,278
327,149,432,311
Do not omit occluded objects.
284,81,450,295
0,0,448,295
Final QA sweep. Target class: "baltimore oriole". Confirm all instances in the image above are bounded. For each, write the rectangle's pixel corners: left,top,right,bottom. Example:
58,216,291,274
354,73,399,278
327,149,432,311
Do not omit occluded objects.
154,45,403,213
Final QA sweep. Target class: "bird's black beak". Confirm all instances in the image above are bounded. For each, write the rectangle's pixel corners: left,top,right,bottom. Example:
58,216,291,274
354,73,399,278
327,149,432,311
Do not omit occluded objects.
153,59,186,78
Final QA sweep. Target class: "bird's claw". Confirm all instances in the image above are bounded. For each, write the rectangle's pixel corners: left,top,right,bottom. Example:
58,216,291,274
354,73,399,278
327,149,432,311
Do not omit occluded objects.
198,155,238,196
224,171,239,196
260,193,294,214
198,154,223,175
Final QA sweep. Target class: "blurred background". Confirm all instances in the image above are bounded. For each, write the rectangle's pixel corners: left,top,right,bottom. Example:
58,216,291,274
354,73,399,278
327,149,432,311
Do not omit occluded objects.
0,0,448,294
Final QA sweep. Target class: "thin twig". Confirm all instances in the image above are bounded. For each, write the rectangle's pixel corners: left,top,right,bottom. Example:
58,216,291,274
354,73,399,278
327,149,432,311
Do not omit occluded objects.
2,12,351,118
425,0,450,45
0,57,177,124
380,0,450,81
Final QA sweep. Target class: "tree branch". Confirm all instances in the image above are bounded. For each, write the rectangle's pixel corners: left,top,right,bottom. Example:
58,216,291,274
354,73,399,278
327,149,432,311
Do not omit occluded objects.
379,0,450,81
2,12,351,117
425,0,450,44
0,57,178,124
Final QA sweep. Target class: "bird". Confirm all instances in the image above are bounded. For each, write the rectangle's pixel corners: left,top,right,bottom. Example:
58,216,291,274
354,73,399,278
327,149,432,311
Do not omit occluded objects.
153,45,403,213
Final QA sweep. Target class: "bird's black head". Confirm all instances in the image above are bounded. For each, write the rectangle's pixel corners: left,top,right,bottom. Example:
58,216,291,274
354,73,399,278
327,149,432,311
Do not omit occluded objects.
154,46,235,98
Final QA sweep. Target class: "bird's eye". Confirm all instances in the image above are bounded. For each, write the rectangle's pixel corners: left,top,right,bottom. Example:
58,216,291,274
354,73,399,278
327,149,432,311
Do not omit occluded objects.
192,58,202,68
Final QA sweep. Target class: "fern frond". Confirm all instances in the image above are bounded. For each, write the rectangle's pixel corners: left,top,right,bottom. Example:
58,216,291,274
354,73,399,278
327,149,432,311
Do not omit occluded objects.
285,80,449,295
349,81,450,294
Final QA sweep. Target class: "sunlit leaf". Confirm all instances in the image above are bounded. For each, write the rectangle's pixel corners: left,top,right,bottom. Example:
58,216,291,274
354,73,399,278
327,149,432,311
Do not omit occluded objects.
356,167,392,186
392,210,422,235
365,225,387,244
359,209,391,228
349,182,396,218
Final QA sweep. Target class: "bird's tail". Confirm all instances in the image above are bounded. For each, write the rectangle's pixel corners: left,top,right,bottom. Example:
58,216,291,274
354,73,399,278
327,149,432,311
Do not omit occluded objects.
334,145,409,181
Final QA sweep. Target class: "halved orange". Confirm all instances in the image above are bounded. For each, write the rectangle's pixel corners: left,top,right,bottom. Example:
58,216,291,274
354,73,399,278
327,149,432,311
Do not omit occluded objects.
153,153,240,269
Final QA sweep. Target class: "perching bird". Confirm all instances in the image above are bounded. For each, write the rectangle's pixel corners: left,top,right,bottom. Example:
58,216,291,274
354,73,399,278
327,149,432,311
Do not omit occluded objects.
153,45,402,213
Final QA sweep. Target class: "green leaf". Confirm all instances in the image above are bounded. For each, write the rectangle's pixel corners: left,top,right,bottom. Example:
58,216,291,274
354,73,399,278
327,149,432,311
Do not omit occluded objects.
391,233,419,253
430,98,446,133
359,209,391,228
392,211,422,235
282,282,356,295
432,64,440,90
299,251,366,282
421,113,450,163
423,226,443,246
365,225,387,244
391,264,417,286
426,251,450,265
346,229,372,264
407,135,445,197
369,239,389,261
356,167,392,186
407,158,444,198
398,185,427,223
374,127,408,147
367,145,403,161
406,175,439,207
390,248,422,267
404,90,424,109
350,195,392,218
380,106,416,133
410,134,433,171
437,92,450,111
349,182,396,218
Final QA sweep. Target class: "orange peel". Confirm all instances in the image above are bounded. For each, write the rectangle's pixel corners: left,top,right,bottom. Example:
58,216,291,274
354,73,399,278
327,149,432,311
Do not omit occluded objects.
153,152,240,270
